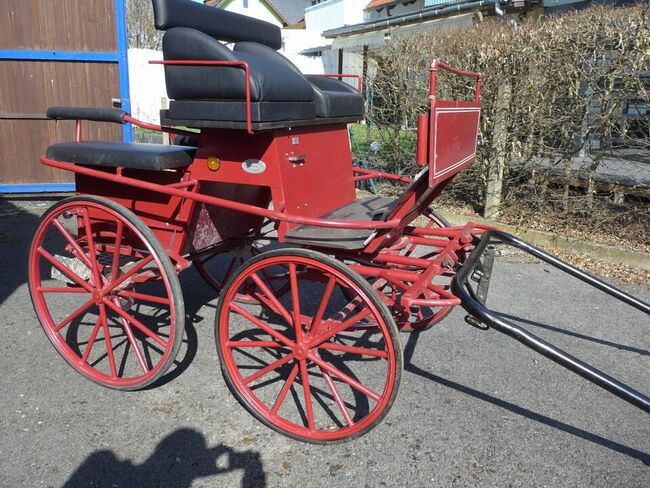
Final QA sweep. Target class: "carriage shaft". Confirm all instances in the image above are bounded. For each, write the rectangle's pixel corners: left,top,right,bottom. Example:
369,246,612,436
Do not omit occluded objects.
455,230,650,414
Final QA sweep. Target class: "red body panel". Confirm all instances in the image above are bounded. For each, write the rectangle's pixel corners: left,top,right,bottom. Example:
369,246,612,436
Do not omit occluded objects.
429,100,481,187
273,125,355,229
74,124,356,255
75,169,189,254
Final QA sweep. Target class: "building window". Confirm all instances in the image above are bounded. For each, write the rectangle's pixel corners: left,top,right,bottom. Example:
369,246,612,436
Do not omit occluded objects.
243,0,248,7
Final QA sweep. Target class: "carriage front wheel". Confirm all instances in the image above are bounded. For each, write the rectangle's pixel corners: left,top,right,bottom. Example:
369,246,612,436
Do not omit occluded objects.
215,248,402,443
28,196,185,390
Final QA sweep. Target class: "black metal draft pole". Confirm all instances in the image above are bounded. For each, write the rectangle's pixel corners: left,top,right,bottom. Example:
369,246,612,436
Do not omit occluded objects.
454,230,650,413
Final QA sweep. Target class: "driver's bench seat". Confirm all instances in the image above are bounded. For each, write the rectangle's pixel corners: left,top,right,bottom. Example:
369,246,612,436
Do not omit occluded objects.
152,0,365,127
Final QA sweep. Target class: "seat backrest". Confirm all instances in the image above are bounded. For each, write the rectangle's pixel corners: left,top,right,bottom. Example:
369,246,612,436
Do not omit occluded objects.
151,0,282,50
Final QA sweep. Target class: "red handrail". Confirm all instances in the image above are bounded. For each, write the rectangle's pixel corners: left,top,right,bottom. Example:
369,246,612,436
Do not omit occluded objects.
150,59,254,134
429,59,482,104
41,156,402,231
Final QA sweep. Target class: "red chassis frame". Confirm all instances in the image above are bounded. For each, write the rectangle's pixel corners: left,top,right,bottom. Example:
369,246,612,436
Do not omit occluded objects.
40,60,486,317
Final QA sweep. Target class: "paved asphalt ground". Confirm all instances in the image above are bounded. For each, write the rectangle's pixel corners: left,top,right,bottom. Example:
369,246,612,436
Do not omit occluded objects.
1,197,648,487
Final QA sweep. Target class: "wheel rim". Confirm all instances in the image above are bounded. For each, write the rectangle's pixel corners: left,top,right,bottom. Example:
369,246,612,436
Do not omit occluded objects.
217,253,400,442
29,199,180,389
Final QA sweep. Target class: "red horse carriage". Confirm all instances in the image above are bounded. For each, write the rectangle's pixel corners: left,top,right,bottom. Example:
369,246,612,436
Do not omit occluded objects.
29,0,649,443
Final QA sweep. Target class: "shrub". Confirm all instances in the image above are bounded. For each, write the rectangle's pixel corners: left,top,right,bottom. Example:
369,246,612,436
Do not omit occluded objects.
365,5,650,217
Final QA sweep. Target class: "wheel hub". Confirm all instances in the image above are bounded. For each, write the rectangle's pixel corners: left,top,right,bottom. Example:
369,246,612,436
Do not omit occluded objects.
293,343,309,361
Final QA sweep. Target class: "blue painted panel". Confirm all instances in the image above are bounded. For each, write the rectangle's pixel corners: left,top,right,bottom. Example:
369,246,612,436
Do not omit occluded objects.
0,0,131,193
115,0,133,143
0,183,76,193
0,50,119,62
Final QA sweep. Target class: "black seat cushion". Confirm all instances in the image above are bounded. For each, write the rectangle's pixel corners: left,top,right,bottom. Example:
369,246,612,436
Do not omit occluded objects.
306,75,365,118
163,28,315,103
235,42,365,119
46,142,196,171
167,100,316,123
152,0,282,50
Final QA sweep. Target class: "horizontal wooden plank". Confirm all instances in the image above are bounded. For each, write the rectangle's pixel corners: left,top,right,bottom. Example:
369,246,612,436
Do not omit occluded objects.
0,61,120,113
0,1,117,51
0,119,121,185
0,113,49,120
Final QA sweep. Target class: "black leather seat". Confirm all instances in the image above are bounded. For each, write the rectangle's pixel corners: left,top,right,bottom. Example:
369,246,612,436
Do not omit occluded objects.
234,42,365,119
163,28,317,122
46,142,196,171
306,75,366,118
152,0,364,124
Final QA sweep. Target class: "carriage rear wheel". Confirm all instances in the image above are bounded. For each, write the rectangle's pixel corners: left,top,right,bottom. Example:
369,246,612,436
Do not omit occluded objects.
28,196,185,390
194,242,265,302
215,248,402,443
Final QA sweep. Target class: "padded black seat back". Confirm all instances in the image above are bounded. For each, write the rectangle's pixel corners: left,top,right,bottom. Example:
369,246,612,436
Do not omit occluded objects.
152,0,281,49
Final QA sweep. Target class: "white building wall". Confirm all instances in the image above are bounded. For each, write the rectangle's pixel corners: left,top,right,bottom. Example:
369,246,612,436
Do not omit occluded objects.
128,49,167,123
305,0,367,32
365,0,431,21
223,0,283,27
280,30,326,74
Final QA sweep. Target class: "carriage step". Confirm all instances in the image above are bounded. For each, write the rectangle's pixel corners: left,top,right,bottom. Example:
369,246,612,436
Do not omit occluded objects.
50,253,140,284
51,255,90,283
284,196,395,250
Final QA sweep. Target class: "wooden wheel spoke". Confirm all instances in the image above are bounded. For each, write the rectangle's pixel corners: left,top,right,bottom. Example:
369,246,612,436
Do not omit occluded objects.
230,303,294,348
299,359,315,431
289,264,303,341
38,286,88,294
309,275,336,337
54,298,95,332
309,354,380,402
105,255,154,293
80,315,103,363
114,302,149,375
319,342,388,359
80,208,103,287
271,363,299,415
242,353,294,385
318,365,354,426
110,220,124,282
52,219,93,271
100,304,118,378
37,247,94,293
227,340,286,349
103,299,168,349
116,290,170,306
249,273,293,325
307,308,372,349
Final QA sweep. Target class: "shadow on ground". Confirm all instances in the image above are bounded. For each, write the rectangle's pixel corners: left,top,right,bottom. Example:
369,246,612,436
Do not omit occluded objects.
403,331,650,465
0,197,47,306
63,428,266,488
